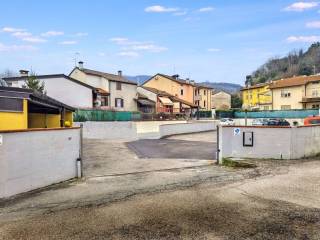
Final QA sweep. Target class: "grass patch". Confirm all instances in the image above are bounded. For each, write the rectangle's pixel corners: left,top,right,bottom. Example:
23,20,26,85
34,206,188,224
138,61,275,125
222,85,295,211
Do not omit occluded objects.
222,158,257,168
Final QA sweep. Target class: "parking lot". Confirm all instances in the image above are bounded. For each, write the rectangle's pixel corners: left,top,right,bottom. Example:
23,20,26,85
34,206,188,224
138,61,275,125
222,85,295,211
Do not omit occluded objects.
1,131,320,239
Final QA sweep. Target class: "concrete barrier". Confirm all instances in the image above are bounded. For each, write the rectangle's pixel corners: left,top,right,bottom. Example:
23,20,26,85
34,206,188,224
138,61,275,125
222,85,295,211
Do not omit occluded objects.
74,121,138,140
234,118,304,126
218,125,320,162
75,121,218,140
160,121,217,138
0,128,80,199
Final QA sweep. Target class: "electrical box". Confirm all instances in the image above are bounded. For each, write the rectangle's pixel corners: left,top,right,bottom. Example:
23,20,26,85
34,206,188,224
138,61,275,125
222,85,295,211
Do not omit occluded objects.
243,132,254,147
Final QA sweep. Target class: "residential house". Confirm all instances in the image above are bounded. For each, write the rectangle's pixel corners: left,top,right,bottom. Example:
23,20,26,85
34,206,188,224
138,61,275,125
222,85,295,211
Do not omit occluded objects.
136,86,197,115
0,86,74,131
194,84,213,110
4,71,97,109
270,75,320,110
241,83,272,110
69,62,137,111
211,90,231,110
142,73,202,115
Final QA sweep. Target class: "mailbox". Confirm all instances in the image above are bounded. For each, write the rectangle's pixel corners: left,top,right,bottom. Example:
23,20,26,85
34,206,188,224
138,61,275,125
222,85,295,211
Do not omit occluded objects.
243,132,254,147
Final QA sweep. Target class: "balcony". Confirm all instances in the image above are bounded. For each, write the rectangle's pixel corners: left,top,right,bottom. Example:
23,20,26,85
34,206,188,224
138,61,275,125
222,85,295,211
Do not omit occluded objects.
301,97,320,103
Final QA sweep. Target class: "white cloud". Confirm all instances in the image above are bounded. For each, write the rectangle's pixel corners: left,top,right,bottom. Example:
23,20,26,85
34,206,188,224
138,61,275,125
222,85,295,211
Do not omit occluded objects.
286,35,320,42
0,42,37,52
41,31,64,37
145,5,178,13
131,44,168,52
110,37,130,45
208,48,221,52
1,27,26,33
284,2,318,12
198,7,214,12
22,36,47,43
74,32,88,37
306,21,320,28
117,51,139,57
11,31,32,38
59,40,77,45
173,10,188,16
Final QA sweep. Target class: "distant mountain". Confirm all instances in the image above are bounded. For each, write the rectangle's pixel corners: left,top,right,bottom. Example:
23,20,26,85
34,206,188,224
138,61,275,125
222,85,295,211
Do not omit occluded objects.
126,75,242,94
198,82,242,94
125,75,151,85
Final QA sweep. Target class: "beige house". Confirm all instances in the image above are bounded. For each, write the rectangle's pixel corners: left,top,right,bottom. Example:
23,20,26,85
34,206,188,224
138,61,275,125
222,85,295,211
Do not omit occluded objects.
270,75,320,110
211,90,231,110
69,62,137,111
194,84,213,111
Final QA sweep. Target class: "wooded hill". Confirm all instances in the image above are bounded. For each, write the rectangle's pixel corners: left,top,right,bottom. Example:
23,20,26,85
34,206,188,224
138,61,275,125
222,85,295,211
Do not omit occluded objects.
249,42,320,85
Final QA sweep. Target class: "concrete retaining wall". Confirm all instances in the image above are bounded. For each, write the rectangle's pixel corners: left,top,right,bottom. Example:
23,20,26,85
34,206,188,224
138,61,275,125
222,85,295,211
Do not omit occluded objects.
219,125,320,162
75,121,218,140
74,121,138,140
234,118,304,126
0,128,80,199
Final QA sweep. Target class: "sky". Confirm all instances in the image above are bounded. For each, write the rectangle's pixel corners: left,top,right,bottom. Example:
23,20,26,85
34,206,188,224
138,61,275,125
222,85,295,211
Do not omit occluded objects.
0,0,320,84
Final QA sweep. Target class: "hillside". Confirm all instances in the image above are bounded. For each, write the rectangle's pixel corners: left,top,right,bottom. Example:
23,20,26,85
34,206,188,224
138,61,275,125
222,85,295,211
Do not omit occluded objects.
126,75,241,93
250,42,320,85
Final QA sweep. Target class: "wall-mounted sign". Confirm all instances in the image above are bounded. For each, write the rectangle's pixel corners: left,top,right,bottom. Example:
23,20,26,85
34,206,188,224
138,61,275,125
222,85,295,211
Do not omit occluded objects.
233,128,241,136
0,135,2,146
243,132,254,147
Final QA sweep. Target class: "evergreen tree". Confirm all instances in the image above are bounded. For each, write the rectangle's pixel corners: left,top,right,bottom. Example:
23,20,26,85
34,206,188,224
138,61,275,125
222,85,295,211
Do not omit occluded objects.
23,72,45,93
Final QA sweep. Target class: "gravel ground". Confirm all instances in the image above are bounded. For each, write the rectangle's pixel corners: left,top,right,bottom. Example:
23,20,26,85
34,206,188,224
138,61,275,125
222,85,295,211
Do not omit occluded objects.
0,131,319,240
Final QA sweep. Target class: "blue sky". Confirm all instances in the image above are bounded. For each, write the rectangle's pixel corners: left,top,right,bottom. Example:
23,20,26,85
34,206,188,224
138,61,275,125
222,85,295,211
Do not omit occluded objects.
0,0,320,84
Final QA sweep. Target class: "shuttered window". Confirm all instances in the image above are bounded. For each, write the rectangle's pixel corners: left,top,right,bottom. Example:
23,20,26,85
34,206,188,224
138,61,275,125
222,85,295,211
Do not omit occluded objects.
0,97,23,112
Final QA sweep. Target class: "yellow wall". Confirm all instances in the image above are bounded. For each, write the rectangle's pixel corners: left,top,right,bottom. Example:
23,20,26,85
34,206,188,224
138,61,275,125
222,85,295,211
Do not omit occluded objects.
197,88,212,110
65,111,73,127
28,113,61,128
0,99,28,131
272,86,304,110
242,85,272,110
144,75,195,104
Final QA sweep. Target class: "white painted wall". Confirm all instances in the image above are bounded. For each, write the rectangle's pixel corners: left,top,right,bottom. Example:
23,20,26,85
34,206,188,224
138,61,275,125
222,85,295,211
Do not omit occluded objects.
109,81,137,111
219,125,320,162
7,76,93,108
75,120,218,140
0,128,80,199
137,87,157,102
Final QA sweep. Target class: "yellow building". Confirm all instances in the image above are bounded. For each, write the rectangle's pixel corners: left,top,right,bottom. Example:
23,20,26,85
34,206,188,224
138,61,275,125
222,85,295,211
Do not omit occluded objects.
194,84,213,111
241,83,272,110
270,75,320,110
0,87,74,131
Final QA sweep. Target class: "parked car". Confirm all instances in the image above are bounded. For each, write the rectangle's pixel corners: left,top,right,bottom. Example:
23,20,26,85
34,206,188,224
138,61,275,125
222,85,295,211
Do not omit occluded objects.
219,118,235,126
252,118,268,126
266,118,290,126
304,116,320,125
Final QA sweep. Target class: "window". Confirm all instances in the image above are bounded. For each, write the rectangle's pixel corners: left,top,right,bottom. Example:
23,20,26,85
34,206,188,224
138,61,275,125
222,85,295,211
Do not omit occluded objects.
181,89,184,96
0,97,23,112
194,89,197,96
281,90,291,98
281,105,291,110
116,82,122,90
312,104,320,109
204,100,206,107
115,98,124,108
204,90,206,96
101,96,108,106
263,106,269,110
312,90,319,97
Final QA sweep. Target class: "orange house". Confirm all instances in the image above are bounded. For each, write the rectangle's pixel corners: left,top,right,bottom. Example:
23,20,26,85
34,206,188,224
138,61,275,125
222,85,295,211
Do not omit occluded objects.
143,74,196,106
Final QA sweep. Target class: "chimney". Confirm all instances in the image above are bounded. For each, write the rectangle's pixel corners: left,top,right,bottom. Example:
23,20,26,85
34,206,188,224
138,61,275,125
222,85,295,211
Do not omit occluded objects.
172,74,179,80
19,70,29,77
78,61,84,69
118,70,122,77
190,80,195,85
186,78,190,84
